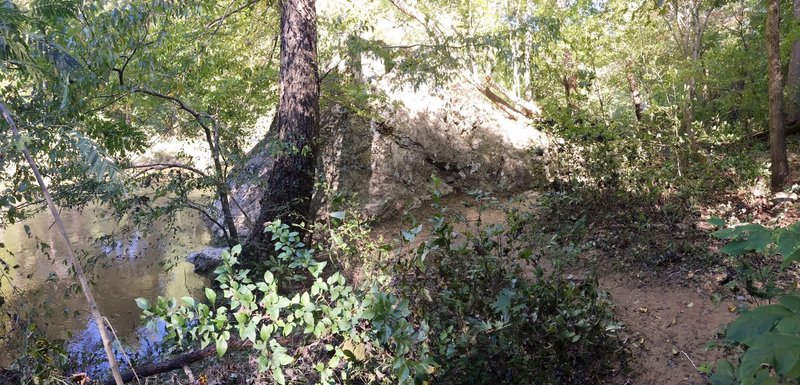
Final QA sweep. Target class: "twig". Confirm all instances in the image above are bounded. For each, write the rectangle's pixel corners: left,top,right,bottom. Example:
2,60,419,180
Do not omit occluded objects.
681,350,698,370
182,366,195,383
125,162,209,178
104,317,141,385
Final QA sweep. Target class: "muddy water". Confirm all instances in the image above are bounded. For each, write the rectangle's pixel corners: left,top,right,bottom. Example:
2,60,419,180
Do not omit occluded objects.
0,205,211,367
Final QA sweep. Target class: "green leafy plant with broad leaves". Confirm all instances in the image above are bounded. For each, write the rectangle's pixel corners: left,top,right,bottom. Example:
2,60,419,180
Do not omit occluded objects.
709,219,800,385
137,182,623,384
138,221,433,385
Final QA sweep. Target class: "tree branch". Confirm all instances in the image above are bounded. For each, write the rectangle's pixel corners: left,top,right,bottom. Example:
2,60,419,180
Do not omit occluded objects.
0,102,125,385
205,0,260,29
103,339,250,385
125,162,208,178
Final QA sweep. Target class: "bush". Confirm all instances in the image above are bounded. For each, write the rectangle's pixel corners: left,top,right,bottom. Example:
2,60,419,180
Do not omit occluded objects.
139,189,623,384
710,220,800,385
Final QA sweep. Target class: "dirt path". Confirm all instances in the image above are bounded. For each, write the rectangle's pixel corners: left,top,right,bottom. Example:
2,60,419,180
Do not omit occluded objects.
603,273,735,384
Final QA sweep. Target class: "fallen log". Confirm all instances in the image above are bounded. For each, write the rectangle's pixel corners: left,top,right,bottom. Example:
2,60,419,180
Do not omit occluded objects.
751,120,800,141
103,339,250,385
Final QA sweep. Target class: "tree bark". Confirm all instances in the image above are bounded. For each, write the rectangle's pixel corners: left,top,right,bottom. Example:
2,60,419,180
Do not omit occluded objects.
248,0,319,252
626,71,643,122
562,50,578,113
786,0,800,124
768,0,790,191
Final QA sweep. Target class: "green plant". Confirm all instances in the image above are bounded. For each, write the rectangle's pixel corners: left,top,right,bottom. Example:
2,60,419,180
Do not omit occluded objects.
139,221,433,385
709,220,800,385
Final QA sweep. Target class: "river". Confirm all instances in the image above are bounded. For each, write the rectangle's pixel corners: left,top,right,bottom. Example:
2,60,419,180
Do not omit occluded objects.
0,205,211,370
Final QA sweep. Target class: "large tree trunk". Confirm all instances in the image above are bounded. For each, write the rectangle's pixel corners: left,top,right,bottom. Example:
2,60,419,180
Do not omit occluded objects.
768,0,790,191
786,0,800,124
248,0,319,253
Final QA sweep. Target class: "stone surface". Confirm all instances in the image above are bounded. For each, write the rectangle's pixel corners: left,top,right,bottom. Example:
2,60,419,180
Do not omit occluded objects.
212,68,551,239
187,247,227,273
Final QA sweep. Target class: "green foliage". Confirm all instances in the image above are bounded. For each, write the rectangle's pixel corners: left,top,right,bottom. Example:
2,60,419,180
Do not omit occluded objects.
140,224,433,385
139,187,622,384
387,188,623,384
710,221,800,384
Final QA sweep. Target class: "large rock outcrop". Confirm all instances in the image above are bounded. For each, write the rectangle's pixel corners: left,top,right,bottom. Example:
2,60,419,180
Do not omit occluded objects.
213,78,550,239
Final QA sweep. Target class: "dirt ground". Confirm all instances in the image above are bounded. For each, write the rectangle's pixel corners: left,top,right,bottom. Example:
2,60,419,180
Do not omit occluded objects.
603,272,736,385
373,190,746,385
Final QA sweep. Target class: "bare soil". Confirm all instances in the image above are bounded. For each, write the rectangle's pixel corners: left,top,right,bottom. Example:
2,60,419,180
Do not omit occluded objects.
371,190,757,385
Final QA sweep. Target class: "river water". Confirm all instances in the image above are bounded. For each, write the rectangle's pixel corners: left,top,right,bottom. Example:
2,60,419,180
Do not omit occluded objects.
0,205,211,369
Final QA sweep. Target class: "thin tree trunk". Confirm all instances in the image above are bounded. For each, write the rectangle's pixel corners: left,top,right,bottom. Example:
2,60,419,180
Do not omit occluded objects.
0,102,124,385
249,0,319,251
786,0,800,124
768,0,790,191
627,71,643,122
562,50,578,113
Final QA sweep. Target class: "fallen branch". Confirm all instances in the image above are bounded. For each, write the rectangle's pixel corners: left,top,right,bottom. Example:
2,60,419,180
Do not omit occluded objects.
103,339,250,385
385,0,541,120
752,120,800,141
125,162,209,178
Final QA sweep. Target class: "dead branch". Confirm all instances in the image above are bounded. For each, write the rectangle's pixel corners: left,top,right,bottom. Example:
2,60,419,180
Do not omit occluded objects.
102,339,250,385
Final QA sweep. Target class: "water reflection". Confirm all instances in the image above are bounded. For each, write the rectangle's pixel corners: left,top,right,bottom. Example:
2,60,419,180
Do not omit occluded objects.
0,205,210,367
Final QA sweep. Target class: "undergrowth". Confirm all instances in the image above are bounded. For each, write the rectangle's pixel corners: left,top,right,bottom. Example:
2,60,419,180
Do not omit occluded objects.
126,185,625,385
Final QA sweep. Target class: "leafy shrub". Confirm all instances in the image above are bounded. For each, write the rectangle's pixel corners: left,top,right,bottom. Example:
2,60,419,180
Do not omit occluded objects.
709,220,800,385
392,190,623,384
139,189,623,384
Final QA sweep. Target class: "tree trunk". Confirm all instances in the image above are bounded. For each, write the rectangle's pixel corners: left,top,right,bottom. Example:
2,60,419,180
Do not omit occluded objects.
248,0,319,252
626,71,643,122
785,0,800,124
768,0,790,191
562,50,578,113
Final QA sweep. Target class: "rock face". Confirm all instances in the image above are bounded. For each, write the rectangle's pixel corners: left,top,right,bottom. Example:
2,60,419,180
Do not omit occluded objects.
212,78,550,239
187,247,227,273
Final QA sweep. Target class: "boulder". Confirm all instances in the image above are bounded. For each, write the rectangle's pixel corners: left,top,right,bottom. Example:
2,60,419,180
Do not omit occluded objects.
211,63,551,238
187,247,226,274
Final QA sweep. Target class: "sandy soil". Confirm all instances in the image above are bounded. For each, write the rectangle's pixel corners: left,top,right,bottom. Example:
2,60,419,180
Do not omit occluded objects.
603,272,735,385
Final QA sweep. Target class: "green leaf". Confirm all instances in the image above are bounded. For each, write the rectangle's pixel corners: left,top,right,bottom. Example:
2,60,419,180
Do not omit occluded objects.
135,298,150,310
780,296,800,313
275,352,294,366
272,367,286,385
708,217,726,227
709,360,737,385
241,324,257,343
712,227,740,240
205,288,217,303
739,333,800,384
727,305,794,345
781,247,800,269
776,227,800,258
748,228,772,253
216,336,228,357
231,244,242,255
720,240,749,256
181,296,196,307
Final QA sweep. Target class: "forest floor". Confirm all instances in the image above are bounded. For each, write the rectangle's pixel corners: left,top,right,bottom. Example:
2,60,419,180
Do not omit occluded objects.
372,186,800,385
